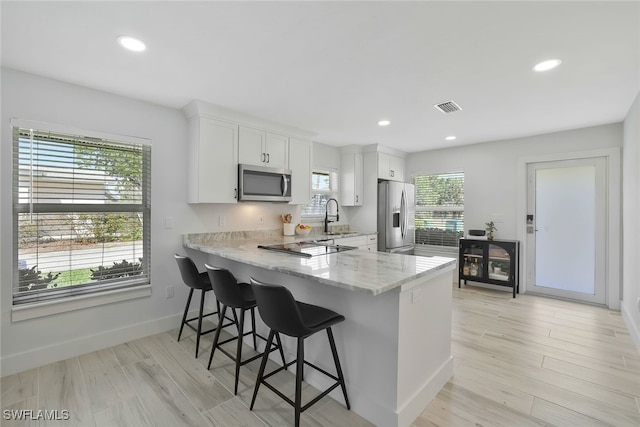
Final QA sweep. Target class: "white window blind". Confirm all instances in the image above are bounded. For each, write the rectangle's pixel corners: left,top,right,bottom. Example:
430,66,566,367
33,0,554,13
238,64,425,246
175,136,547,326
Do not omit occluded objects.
414,172,464,247
301,170,339,218
12,124,151,305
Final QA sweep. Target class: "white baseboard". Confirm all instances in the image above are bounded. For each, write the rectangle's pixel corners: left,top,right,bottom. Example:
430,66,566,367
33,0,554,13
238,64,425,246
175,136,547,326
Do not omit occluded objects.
621,302,640,354
1,312,185,377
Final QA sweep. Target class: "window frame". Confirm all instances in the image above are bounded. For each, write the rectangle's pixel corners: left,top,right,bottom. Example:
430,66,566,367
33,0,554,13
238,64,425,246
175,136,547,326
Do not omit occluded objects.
11,119,151,320
413,171,464,248
300,169,340,221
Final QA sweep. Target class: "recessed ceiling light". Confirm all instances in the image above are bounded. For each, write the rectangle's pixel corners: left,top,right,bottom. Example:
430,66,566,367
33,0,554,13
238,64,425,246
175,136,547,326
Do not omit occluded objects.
117,36,146,52
445,136,457,141
533,59,561,72
378,120,390,126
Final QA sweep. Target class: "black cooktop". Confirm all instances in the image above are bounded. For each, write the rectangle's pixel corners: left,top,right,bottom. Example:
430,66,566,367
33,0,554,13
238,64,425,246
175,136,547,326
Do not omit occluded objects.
257,242,357,258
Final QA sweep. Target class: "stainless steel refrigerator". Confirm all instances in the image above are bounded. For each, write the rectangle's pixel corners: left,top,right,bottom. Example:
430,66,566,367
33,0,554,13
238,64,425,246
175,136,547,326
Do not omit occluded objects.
377,181,415,254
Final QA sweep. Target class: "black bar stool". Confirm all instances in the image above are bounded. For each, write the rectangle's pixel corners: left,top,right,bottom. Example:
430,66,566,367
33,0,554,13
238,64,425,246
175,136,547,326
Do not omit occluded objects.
174,254,234,357
249,278,350,427
205,265,287,395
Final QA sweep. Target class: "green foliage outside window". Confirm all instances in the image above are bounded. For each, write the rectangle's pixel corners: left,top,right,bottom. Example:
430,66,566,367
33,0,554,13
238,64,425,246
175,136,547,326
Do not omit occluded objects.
414,172,464,247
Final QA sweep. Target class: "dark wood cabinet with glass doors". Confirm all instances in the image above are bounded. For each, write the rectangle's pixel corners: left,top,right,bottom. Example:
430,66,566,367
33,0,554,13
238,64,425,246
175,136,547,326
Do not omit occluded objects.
458,238,520,298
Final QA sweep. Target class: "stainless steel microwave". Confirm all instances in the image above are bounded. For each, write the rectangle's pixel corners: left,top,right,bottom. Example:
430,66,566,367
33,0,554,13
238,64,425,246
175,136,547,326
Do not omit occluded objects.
238,164,292,202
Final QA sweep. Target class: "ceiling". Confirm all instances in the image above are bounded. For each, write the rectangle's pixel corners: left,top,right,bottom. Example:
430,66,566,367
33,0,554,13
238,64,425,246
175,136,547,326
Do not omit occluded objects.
2,1,639,153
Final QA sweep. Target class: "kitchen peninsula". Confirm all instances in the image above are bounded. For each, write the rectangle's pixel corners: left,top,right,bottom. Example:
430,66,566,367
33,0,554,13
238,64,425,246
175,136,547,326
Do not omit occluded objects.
184,231,456,427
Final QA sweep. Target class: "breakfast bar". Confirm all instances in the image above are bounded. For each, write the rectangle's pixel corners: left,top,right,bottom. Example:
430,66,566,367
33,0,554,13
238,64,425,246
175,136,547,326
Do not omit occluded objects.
184,232,456,427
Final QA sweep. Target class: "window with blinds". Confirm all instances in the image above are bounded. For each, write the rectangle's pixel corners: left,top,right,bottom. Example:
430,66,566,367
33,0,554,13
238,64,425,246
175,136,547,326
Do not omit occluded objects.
300,170,339,218
414,172,464,247
12,124,151,306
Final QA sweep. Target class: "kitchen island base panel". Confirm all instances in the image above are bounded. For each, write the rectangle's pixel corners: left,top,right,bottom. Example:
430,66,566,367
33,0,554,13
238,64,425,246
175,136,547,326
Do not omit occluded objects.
200,253,454,427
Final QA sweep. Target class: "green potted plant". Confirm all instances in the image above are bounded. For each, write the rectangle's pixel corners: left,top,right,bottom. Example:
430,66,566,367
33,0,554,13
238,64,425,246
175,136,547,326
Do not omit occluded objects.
485,221,497,240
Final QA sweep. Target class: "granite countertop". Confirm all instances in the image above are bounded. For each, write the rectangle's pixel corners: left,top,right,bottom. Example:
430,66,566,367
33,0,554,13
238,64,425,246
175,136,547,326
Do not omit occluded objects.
183,230,456,295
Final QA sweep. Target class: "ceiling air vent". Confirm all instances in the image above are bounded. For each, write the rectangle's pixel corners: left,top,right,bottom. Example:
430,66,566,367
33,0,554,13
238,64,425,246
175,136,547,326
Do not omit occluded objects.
434,100,462,114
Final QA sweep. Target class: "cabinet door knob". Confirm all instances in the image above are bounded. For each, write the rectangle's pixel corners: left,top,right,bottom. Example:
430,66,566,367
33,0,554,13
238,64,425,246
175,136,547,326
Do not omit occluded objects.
266,153,270,163
262,153,266,162
355,195,358,203
234,188,237,199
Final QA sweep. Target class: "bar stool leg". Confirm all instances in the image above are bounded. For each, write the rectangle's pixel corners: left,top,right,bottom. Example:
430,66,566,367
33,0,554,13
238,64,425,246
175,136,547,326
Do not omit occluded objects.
250,307,258,350
195,289,206,358
208,305,228,370
294,337,304,427
251,329,275,410
274,332,287,367
177,288,194,342
327,327,350,409
231,308,239,327
234,308,245,395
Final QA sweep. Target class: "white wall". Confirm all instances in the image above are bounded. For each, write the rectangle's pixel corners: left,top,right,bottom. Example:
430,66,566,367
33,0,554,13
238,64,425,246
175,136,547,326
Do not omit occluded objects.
406,124,622,240
622,92,640,349
406,123,623,303
0,69,298,375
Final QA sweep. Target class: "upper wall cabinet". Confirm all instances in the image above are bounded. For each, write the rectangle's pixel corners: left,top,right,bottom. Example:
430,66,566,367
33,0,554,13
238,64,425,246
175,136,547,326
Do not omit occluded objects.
239,126,289,169
378,152,405,182
187,116,239,203
289,138,312,205
341,150,363,206
184,100,314,204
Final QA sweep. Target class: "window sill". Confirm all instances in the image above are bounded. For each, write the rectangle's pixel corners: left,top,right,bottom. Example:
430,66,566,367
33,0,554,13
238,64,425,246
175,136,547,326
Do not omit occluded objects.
11,285,152,322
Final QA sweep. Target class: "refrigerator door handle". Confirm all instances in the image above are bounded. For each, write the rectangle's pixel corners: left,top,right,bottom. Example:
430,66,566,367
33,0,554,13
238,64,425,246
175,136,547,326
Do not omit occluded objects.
400,190,406,239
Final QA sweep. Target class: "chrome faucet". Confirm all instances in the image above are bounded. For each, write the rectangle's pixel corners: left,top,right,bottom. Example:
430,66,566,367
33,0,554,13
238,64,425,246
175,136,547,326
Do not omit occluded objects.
324,198,340,233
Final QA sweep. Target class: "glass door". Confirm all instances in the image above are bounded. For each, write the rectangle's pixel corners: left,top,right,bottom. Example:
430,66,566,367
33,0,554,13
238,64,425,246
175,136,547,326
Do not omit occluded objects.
526,158,606,304
488,244,511,282
461,243,485,280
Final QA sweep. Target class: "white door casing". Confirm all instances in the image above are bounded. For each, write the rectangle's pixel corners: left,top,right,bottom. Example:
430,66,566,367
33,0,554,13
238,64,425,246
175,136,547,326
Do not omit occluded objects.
516,148,621,309
526,158,606,304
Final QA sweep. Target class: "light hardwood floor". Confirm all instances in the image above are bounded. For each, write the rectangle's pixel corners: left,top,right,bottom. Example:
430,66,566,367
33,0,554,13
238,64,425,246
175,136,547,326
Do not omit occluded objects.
2,285,639,426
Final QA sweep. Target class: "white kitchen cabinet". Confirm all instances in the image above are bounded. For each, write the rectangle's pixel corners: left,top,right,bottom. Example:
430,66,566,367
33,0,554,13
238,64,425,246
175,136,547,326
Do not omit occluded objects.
335,235,368,251
239,126,289,169
335,234,377,251
265,132,289,169
366,234,378,251
341,151,363,206
378,152,405,182
288,138,312,205
187,116,239,203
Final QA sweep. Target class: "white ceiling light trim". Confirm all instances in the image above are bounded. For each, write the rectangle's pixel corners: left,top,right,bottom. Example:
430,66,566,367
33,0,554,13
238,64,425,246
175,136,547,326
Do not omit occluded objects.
445,136,457,141
378,120,390,126
117,36,146,52
533,59,561,72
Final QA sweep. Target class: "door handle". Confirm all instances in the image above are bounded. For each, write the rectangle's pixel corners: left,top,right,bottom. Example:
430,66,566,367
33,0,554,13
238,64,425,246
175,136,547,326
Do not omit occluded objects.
266,153,270,163
400,190,406,239
281,175,288,196
262,153,266,162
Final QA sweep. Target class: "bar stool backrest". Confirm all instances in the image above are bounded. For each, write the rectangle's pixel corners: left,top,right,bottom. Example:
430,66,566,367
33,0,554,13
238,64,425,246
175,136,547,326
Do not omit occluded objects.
175,254,209,290
204,264,245,307
250,278,308,337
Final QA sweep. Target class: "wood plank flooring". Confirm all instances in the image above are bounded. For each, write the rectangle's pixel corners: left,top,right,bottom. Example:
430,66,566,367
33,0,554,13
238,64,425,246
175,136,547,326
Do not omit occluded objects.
2,285,639,426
